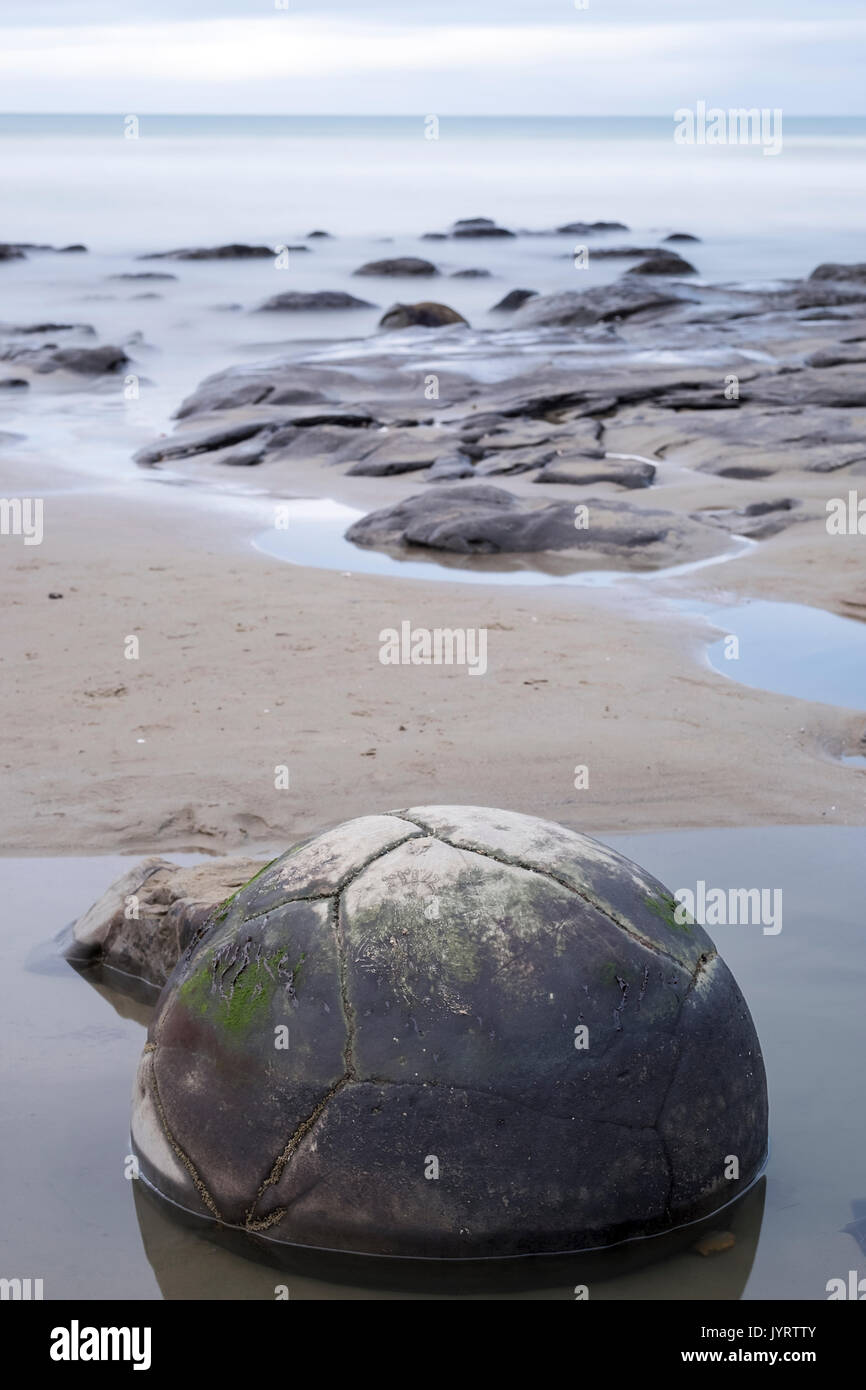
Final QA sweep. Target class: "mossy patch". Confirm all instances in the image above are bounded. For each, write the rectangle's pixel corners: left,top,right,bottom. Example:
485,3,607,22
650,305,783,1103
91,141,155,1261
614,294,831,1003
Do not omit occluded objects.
178,942,302,1040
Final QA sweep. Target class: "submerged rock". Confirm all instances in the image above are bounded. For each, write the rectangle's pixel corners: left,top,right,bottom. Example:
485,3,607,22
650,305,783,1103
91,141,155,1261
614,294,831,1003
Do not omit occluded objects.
452,219,515,239
556,220,629,234
140,244,275,260
130,807,768,1260
19,344,131,375
354,257,439,277
255,290,375,312
378,302,469,330
490,288,538,312
664,233,701,243
628,251,697,275
809,263,866,283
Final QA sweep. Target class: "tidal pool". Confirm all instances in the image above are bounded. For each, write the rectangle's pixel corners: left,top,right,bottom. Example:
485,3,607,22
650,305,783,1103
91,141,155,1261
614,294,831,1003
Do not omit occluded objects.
1,827,863,1300
692,599,866,711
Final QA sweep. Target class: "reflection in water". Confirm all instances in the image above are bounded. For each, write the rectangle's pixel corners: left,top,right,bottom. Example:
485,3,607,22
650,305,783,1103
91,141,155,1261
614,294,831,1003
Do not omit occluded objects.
133,1177,765,1301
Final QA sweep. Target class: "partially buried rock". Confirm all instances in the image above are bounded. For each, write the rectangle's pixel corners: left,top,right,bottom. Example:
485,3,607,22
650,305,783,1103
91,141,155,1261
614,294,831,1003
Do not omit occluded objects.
556,220,629,234
346,483,728,568
378,302,468,330
451,219,515,239
809,262,866,284
0,244,27,261
490,288,538,312
34,344,130,375
627,251,697,275
139,244,275,260
450,268,492,279
535,455,655,489
65,856,268,991
255,291,375,312
129,806,768,1260
664,233,701,243
354,257,438,277
516,280,688,327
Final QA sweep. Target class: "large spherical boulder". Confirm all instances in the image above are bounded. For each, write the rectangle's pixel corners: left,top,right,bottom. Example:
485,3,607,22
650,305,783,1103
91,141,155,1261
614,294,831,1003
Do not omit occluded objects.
131,806,768,1261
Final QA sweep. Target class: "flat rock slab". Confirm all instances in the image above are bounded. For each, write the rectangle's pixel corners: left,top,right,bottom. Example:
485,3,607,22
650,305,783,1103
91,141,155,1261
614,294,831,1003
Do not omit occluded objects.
345,483,729,569
64,856,268,990
535,455,656,489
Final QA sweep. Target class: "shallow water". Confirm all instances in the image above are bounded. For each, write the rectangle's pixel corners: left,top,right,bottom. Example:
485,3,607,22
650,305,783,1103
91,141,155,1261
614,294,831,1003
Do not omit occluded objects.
693,599,866,711
2,827,864,1300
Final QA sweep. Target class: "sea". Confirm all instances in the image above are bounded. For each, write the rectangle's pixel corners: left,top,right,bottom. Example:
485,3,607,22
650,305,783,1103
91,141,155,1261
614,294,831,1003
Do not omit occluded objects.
1,113,864,484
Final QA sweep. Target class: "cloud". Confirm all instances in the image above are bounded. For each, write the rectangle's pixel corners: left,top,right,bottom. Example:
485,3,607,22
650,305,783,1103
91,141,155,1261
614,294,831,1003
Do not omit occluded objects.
0,14,864,113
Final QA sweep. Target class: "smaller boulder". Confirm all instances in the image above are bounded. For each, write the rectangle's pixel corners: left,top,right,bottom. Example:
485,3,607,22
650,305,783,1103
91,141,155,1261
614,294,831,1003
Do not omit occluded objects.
353,257,439,277
490,288,538,312
627,251,697,275
256,290,375,311
378,302,469,330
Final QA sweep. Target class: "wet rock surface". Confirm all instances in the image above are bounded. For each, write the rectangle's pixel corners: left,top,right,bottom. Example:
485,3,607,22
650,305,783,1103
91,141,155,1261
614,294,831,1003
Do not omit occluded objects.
123,259,866,573
354,257,439,277
378,301,468,329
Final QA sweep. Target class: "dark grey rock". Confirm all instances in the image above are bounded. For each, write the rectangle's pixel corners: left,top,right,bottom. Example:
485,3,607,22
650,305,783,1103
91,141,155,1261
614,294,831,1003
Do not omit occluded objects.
256,290,375,311
0,244,26,261
627,252,697,275
450,268,492,278
34,344,130,375
535,456,656,489
516,280,688,327
354,258,438,277
109,272,178,281
134,420,277,466
378,302,469,330
664,233,701,243
490,289,538,312
307,230,332,238
129,807,767,1259
140,244,275,261
426,452,476,481
346,483,726,565
556,221,629,234
346,428,462,476
809,263,866,283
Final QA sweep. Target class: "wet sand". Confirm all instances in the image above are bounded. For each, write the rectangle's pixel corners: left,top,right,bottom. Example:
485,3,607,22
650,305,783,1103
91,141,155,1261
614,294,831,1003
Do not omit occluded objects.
1,456,865,858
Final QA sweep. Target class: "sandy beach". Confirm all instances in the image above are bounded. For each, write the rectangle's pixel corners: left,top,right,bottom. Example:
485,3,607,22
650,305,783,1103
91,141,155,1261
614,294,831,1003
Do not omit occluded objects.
2,409,864,857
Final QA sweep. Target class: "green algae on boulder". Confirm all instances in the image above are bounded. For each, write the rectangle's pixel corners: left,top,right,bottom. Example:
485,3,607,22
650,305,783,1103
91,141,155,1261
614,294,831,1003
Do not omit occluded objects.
131,806,768,1261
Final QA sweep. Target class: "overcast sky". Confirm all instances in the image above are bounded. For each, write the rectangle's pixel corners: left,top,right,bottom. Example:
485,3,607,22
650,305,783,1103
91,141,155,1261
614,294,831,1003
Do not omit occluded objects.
1,1,863,115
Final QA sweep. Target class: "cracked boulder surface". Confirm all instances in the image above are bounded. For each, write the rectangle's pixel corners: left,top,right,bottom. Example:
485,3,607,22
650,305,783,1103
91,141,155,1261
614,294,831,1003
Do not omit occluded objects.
131,805,768,1260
